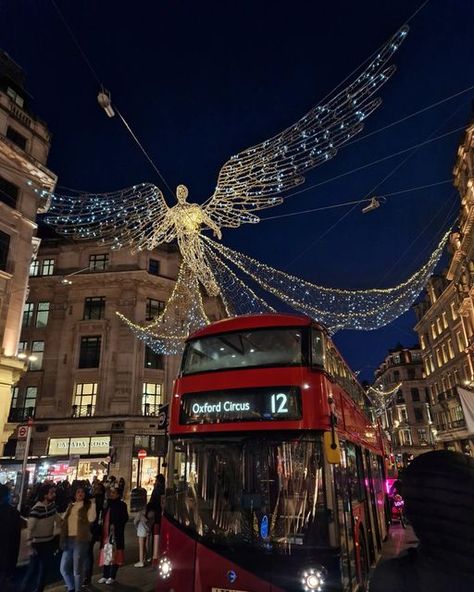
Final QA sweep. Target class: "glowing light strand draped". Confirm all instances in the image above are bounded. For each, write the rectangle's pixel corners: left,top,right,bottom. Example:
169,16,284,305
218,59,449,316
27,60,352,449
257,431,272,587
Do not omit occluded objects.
203,231,449,332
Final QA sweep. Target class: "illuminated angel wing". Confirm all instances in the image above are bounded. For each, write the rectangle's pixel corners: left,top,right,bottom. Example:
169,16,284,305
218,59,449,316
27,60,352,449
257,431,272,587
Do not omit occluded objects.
205,26,408,228
43,183,175,251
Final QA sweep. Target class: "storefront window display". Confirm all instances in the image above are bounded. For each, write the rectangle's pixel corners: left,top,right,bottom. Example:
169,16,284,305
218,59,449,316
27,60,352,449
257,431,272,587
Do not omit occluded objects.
131,456,163,496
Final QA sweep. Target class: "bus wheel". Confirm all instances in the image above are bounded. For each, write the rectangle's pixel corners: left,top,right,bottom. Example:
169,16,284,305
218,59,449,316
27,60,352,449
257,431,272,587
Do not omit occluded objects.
358,531,370,591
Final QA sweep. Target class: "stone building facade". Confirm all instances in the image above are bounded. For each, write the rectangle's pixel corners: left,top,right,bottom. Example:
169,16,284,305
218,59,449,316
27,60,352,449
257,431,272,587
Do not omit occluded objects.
0,50,56,445
412,121,474,455
374,345,434,464
1,237,221,495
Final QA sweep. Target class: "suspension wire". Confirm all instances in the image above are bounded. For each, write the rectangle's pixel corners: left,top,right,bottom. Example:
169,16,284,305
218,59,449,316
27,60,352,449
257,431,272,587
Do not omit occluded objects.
343,84,474,149
285,105,465,267
261,180,451,221
282,125,466,202
49,0,174,198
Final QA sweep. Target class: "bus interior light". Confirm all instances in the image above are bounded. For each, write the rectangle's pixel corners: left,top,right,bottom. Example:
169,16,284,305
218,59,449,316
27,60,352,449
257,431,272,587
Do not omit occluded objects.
158,556,172,579
302,567,325,591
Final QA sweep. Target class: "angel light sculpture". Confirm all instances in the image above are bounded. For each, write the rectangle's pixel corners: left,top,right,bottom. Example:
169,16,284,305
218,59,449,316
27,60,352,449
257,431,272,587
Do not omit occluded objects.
41,26,448,354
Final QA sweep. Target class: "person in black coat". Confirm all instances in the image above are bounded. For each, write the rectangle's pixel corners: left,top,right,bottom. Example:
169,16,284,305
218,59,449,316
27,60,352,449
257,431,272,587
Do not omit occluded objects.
0,483,24,592
370,450,474,592
97,485,129,584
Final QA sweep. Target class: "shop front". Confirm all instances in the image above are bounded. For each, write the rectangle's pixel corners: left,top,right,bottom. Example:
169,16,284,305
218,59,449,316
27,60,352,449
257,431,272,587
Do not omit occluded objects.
130,433,167,496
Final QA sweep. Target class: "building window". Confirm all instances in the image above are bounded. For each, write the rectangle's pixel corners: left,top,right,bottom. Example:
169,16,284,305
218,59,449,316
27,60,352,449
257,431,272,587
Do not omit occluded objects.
411,388,420,402
431,323,437,340
436,317,442,334
441,344,448,364
414,407,424,423
0,230,10,271
448,338,455,359
8,386,37,422
83,297,105,320
417,428,427,443
78,336,101,368
29,260,39,276
393,370,400,382
392,354,401,364
442,311,448,329
396,389,405,403
451,301,458,320
142,383,162,416
6,86,24,108
407,368,416,380
41,259,55,276
72,382,97,417
148,259,160,276
6,125,27,150
29,341,44,371
146,298,165,321
436,348,442,368
145,345,164,369
420,335,426,350
456,331,466,352
22,302,34,327
429,355,435,373
35,302,50,328
400,429,413,446
89,254,108,271
0,174,19,209
397,405,408,422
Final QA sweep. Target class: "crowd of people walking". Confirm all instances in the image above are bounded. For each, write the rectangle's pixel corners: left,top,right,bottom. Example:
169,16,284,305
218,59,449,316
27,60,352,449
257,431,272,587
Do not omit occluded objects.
0,473,165,592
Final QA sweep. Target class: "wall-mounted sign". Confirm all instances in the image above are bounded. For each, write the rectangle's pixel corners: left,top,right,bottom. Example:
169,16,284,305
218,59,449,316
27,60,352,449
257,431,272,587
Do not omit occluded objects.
48,436,110,456
180,386,302,425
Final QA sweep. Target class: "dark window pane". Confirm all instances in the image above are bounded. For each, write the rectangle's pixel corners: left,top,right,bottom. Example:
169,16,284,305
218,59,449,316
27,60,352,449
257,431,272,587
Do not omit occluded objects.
411,388,420,402
0,230,10,271
6,126,27,150
148,259,160,276
414,407,424,423
146,298,165,321
0,175,19,209
89,254,108,271
83,297,105,320
145,346,163,369
78,336,101,368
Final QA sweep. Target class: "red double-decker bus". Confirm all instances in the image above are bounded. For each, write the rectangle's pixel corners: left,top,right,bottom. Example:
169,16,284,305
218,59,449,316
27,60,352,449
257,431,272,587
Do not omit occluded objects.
157,314,390,592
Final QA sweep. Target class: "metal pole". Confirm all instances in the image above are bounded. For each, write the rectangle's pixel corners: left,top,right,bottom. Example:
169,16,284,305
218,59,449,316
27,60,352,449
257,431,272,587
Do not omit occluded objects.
17,419,33,512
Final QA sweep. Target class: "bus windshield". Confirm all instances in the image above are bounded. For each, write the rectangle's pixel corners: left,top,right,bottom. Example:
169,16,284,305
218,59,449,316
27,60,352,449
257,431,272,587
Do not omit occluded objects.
181,327,307,375
165,435,328,553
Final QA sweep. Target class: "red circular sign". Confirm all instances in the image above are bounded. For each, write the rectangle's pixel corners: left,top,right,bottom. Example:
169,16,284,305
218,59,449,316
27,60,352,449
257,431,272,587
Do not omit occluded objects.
17,425,29,439
137,449,147,460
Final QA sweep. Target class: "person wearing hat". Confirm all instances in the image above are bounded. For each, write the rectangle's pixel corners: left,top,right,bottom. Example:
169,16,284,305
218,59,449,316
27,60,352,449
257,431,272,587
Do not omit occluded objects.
370,450,474,592
97,484,128,585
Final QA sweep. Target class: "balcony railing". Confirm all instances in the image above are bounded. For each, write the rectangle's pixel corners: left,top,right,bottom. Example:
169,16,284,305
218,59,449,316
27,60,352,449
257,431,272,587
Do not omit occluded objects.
8,406,36,422
71,404,95,418
436,419,466,432
142,403,162,417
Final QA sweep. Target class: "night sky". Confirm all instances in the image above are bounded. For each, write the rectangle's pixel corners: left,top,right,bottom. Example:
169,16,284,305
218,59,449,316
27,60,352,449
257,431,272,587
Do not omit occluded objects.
2,0,474,381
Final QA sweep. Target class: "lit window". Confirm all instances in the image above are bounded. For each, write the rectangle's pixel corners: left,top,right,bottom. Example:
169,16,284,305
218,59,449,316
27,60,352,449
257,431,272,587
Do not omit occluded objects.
441,344,448,364
41,259,55,276
417,428,427,443
397,405,408,422
29,341,44,371
429,355,435,372
436,349,442,368
448,339,455,359
35,302,50,328
431,323,437,340
29,260,39,276
89,254,108,271
436,317,442,334
142,383,162,415
456,331,466,352
22,302,34,327
146,298,165,321
72,382,98,417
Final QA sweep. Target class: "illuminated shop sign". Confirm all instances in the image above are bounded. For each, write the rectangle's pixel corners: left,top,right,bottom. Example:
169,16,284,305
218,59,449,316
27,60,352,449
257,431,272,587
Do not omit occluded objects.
180,386,302,425
48,436,110,456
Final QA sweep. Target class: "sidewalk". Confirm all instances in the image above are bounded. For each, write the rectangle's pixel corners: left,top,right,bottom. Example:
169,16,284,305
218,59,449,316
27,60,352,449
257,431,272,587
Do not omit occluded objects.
381,523,418,560
46,563,157,592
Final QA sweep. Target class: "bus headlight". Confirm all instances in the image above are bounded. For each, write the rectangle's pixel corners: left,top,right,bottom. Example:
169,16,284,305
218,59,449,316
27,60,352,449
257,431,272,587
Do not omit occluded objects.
158,556,172,579
302,567,325,591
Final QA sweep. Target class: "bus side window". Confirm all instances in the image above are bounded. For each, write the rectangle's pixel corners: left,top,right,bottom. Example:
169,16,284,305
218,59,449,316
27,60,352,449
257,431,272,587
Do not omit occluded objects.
345,443,366,502
312,329,325,367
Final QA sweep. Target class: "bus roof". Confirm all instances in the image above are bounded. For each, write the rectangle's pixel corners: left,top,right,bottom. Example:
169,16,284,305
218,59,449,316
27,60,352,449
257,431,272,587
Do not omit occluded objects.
187,313,324,340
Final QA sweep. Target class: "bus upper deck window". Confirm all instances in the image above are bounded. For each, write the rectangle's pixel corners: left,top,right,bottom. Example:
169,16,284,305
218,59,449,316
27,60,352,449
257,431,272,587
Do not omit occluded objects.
312,329,325,368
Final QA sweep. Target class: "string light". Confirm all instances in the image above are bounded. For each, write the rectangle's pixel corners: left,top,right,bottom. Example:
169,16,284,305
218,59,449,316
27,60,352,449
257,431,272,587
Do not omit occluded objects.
366,383,403,417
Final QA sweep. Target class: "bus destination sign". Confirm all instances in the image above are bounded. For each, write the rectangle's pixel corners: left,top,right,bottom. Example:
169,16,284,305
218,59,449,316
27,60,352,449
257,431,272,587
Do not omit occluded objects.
180,386,302,425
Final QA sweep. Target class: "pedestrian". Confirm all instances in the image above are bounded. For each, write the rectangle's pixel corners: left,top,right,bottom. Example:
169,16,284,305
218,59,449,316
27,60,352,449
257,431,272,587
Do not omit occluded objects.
97,484,129,585
22,483,60,592
370,450,474,592
59,485,97,592
118,477,126,498
133,503,150,567
149,474,165,563
0,483,25,592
